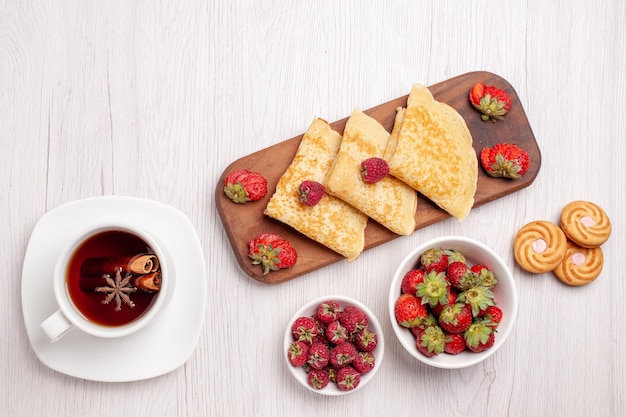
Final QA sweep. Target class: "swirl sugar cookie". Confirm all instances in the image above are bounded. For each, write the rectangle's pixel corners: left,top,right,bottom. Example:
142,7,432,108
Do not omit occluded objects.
560,200,611,248
553,241,603,286
513,221,567,273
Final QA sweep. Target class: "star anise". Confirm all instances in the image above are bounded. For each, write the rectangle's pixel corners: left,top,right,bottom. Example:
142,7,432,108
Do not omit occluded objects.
95,266,137,311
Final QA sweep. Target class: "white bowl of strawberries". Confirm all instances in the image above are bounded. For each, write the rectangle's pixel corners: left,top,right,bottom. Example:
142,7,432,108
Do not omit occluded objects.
284,295,384,395
388,236,518,369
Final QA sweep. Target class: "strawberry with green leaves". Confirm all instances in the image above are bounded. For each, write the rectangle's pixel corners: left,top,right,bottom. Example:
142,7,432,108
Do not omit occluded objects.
479,305,503,329
458,286,496,317
444,249,466,264
444,333,467,355
471,264,497,288
248,232,297,274
394,293,428,328
469,82,512,122
415,325,446,357
416,271,450,308
438,303,473,334
420,247,449,273
480,143,530,179
410,312,438,337
223,169,268,203
401,269,425,295
446,261,478,290
464,322,495,353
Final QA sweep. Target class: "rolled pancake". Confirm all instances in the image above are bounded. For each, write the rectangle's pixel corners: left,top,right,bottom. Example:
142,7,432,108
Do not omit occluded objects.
264,118,368,261
324,108,417,235
384,84,477,221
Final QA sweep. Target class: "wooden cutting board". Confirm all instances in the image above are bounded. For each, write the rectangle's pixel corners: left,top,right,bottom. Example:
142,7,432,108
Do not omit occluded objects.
216,71,541,284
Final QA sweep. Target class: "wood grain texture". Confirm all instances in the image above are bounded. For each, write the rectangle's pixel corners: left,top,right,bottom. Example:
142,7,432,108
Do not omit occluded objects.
216,71,541,283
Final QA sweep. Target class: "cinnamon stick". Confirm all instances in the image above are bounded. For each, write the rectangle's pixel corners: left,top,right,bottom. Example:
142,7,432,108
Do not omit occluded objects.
80,254,159,277
133,272,161,292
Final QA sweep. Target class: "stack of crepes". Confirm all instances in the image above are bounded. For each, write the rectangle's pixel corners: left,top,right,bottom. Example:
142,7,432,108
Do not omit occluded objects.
264,84,478,261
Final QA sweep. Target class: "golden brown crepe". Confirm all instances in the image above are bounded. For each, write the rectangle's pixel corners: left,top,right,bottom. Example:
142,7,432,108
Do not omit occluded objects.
384,84,477,221
264,118,368,261
324,108,417,235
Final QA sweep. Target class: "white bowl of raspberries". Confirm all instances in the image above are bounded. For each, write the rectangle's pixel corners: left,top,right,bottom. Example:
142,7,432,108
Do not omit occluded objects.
284,295,384,395
388,236,519,369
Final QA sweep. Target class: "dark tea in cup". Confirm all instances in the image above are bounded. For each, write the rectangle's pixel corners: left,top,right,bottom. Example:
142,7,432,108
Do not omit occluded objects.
66,229,162,327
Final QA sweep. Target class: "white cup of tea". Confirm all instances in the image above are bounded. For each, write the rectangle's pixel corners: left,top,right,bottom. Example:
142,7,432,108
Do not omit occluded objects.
40,222,175,342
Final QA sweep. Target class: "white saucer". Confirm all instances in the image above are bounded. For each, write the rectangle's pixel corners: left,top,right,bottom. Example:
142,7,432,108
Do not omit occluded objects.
21,196,207,382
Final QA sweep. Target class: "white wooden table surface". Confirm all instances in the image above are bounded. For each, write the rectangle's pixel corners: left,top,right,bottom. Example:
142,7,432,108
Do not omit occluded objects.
2,1,624,416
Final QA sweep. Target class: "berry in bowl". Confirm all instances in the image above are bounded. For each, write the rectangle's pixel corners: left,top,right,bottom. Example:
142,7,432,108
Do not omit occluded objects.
388,236,518,369
284,295,384,395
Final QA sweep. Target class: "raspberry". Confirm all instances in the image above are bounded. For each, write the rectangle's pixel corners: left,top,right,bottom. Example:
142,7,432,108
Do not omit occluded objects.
307,369,330,389
287,301,379,391
298,180,325,206
336,366,361,391
360,157,389,184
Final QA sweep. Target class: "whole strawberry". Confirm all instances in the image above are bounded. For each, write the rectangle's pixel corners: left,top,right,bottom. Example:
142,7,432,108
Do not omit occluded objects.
420,247,449,273
438,303,473,334
353,351,376,374
336,366,361,391
223,169,268,203
401,269,425,295
307,369,330,390
471,264,497,288
479,305,503,329
360,157,389,184
415,325,446,357
446,261,473,290
416,271,450,308
287,341,309,366
464,322,495,353
291,316,319,345
444,333,467,355
248,232,297,274
298,180,325,206
469,82,512,122
480,143,530,179
394,293,428,328
457,285,496,317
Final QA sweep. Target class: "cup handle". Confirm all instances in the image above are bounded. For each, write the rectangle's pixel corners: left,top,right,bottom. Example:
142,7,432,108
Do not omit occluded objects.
40,310,74,342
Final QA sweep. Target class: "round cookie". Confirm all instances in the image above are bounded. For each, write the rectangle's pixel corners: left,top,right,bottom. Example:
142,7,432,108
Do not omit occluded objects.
513,220,567,273
553,241,603,286
560,200,611,248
